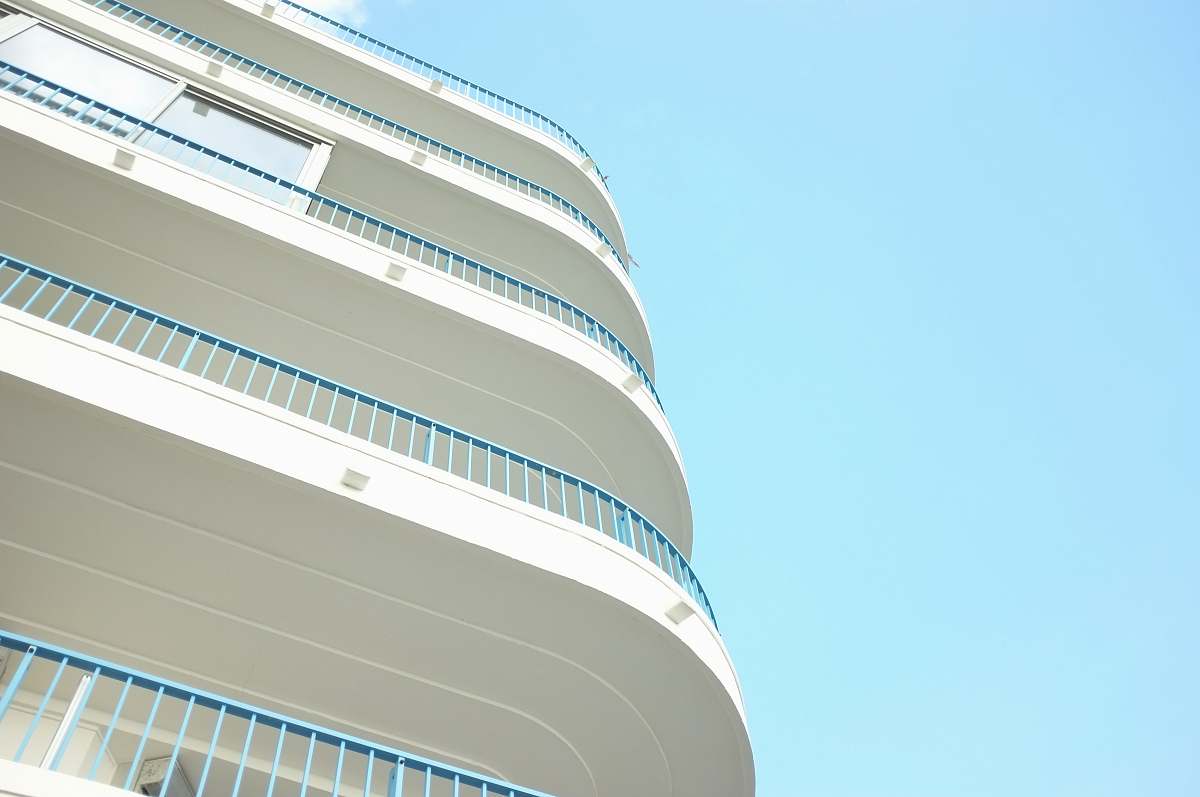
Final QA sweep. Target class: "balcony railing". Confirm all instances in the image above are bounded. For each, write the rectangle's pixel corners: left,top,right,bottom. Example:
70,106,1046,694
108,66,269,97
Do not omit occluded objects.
0,630,554,797
267,0,609,194
84,0,626,270
0,253,718,627
0,61,660,409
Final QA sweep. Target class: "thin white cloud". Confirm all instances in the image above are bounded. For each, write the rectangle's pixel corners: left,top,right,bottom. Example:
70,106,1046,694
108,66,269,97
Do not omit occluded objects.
302,0,369,26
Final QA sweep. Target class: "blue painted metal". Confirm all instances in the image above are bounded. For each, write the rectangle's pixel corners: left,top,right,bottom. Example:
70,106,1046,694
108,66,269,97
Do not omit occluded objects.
267,0,609,192
0,630,556,797
0,253,718,627
121,684,164,790
158,694,195,797
0,644,36,724
13,655,67,762
0,59,660,408
90,0,624,268
86,674,132,780
193,704,225,797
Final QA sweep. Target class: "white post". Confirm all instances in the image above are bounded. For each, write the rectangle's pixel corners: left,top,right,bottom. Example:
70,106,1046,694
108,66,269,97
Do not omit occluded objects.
40,672,92,768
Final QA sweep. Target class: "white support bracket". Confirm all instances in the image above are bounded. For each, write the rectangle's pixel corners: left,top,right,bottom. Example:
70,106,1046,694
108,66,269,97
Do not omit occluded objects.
206,59,223,78
665,600,695,625
260,0,277,17
385,262,407,282
428,78,444,94
112,148,136,170
409,149,427,166
579,156,594,172
341,468,370,491
594,242,611,259
622,373,643,393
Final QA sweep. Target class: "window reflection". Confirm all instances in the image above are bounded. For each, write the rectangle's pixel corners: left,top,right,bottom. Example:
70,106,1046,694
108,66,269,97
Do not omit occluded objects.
150,92,313,184
0,24,176,117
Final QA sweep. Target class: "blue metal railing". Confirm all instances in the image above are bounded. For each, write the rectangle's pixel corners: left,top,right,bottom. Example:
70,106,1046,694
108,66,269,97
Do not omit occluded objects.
270,0,609,193
0,60,660,408
85,0,625,270
0,630,555,797
0,253,717,626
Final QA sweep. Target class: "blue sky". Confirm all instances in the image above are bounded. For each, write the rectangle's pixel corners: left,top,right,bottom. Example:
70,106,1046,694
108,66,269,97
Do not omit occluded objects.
314,1,1199,794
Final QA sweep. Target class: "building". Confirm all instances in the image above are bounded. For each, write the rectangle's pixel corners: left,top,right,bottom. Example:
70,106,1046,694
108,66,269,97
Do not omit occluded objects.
0,1,754,795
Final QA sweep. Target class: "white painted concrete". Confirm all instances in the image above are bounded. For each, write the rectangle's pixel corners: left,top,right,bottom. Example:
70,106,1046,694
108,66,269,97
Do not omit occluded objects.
15,0,650,361
0,87,694,555
0,310,754,797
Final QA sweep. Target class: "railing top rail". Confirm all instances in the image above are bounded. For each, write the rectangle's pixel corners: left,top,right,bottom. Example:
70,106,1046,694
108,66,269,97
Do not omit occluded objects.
86,0,625,269
0,630,556,796
0,59,659,409
0,252,715,626
271,0,609,191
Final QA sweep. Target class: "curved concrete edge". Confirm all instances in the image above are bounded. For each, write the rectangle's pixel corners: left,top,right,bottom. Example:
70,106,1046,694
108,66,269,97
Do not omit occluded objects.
0,90,692,551
0,309,748,730
25,0,651,352
215,0,630,261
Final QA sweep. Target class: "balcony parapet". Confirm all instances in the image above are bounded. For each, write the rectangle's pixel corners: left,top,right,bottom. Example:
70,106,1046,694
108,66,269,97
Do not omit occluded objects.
0,60,660,408
263,0,610,198
0,630,554,797
0,253,718,627
80,0,626,270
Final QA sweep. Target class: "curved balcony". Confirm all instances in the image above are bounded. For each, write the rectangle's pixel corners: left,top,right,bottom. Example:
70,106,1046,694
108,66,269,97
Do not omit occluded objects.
0,61,658,406
89,0,623,254
0,253,716,627
77,0,627,271
269,0,607,198
0,631,551,797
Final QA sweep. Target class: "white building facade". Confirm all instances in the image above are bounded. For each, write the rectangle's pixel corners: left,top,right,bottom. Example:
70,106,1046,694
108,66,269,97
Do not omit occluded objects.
0,2,753,796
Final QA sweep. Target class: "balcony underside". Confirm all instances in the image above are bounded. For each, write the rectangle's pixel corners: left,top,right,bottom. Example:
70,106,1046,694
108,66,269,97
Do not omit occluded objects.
0,98,693,556
315,142,651,373
47,0,627,265
7,0,651,370
0,330,752,797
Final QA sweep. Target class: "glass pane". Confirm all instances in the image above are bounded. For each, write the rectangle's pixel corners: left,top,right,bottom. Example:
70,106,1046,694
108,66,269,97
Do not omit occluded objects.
150,92,313,183
0,24,176,117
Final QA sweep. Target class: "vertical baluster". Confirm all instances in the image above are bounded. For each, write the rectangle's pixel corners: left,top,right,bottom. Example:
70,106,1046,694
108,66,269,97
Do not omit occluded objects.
298,731,317,797
265,722,287,797
326,385,341,426
0,644,37,723
156,695,195,797
177,332,201,370
121,685,165,790
87,675,132,779
363,749,375,797
331,740,346,797
285,370,301,411
154,323,179,362
220,346,242,387
265,363,281,402
0,266,32,304
13,655,69,763
41,284,73,323
193,704,225,797
132,315,158,355
240,354,261,394
230,714,257,797
18,273,52,313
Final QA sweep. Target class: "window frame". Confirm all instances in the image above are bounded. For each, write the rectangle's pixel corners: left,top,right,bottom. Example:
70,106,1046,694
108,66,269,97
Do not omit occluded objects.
0,6,333,193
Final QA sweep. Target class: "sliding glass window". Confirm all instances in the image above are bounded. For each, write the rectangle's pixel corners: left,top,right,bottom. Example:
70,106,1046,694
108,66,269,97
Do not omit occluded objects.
0,17,328,201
